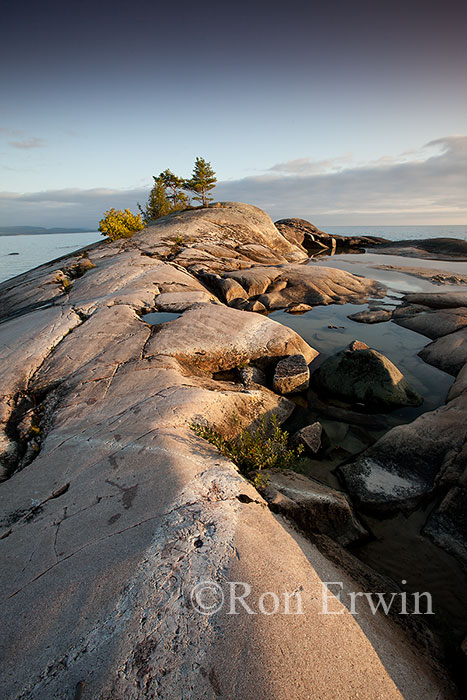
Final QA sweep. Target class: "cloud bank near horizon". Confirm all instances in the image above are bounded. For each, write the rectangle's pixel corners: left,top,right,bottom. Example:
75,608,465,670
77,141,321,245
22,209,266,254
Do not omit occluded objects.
1,136,466,228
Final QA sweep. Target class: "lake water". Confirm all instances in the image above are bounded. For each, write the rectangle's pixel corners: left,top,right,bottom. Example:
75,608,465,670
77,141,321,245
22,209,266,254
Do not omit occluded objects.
0,225,466,285
0,231,101,284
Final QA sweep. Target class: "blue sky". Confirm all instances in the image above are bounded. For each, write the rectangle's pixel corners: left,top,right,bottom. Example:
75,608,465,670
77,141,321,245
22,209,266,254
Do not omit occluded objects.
1,0,466,227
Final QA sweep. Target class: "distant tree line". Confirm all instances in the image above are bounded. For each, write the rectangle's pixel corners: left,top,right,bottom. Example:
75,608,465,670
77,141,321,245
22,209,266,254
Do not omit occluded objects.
99,157,216,241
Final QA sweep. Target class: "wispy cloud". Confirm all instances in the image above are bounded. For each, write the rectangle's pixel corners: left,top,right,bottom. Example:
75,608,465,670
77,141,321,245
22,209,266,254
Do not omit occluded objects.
269,154,354,175
8,137,45,149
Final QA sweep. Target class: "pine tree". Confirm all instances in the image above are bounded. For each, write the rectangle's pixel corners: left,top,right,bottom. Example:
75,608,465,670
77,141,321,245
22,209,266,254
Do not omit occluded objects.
138,176,171,223
159,169,190,211
184,157,217,207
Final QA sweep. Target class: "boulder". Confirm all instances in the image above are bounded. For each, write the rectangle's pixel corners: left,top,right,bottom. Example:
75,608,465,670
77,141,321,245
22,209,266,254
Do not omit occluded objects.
261,469,368,546
273,354,310,394
403,291,467,309
291,422,322,454
348,309,393,324
393,307,467,339
218,277,249,304
245,264,384,309
144,305,318,373
286,303,313,314
448,361,467,401
338,397,467,512
312,347,423,409
274,218,385,252
418,328,467,376
245,300,267,314
348,340,370,351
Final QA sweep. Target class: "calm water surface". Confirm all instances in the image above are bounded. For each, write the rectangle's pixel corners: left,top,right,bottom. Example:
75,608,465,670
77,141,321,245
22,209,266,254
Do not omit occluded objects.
0,231,101,284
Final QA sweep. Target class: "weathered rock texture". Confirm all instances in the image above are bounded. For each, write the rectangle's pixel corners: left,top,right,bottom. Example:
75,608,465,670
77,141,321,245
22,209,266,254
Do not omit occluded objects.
0,203,451,699
272,354,310,394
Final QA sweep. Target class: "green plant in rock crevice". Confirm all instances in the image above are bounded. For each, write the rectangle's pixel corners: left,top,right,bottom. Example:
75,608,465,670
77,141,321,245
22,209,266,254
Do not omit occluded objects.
191,414,305,488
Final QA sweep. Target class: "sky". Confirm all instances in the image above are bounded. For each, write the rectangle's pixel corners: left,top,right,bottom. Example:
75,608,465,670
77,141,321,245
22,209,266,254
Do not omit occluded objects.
1,0,466,228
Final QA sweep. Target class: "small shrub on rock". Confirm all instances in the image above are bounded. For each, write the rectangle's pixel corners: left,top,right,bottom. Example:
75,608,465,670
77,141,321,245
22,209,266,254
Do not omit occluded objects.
98,208,144,241
191,414,304,487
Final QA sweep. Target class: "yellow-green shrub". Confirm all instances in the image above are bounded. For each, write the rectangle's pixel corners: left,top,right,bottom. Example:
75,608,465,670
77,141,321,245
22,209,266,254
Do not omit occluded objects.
98,208,144,241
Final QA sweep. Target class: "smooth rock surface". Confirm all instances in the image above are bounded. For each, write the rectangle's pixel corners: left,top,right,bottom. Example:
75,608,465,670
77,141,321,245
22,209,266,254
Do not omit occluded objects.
348,308,393,323
393,306,467,339
418,328,467,376
145,305,318,373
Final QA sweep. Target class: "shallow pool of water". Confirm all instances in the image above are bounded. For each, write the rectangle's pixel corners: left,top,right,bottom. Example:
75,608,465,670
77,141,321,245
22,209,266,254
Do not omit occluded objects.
271,301,454,422
142,311,182,325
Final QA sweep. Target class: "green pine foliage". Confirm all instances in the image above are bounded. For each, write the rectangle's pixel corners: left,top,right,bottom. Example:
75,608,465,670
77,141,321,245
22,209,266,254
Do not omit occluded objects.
191,414,304,488
159,169,190,210
138,176,172,224
184,157,217,207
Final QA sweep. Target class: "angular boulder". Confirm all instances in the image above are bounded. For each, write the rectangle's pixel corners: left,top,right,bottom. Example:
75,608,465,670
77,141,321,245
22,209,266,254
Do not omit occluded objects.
236,365,267,387
291,422,322,454
273,354,310,394
286,303,313,314
261,469,368,546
